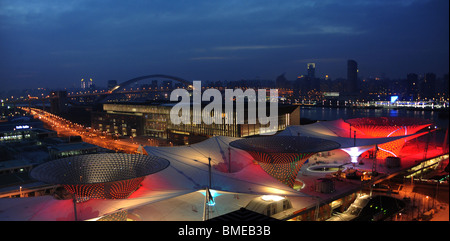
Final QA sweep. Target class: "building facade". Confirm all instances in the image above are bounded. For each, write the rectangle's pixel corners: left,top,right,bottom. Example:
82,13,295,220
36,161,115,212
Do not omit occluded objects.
91,101,300,145
50,91,69,114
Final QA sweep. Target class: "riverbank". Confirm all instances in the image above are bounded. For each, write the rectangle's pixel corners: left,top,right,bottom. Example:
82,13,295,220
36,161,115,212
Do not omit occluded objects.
299,106,449,130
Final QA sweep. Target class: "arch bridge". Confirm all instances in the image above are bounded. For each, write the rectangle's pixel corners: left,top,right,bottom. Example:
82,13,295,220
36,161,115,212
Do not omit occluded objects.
93,74,192,104
109,74,192,93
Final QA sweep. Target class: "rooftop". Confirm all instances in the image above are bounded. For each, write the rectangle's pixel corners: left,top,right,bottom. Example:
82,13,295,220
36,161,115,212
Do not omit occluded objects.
0,118,446,221
230,136,341,154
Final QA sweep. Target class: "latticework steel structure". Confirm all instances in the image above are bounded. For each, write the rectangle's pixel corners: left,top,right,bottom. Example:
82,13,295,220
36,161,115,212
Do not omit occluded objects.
31,153,170,199
345,117,432,158
230,136,340,187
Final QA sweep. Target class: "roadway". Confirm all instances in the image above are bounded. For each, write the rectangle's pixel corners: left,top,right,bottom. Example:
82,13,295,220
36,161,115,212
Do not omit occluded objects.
21,107,143,154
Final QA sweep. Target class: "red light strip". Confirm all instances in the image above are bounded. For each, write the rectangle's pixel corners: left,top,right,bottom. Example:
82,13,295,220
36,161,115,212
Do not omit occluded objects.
63,177,144,200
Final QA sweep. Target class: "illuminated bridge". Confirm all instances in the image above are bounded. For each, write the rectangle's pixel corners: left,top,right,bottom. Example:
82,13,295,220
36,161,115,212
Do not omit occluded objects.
109,74,192,93
8,74,193,107
92,74,192,104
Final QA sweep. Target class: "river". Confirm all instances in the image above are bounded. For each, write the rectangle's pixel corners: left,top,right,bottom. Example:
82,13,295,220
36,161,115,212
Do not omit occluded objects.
299,107,449,129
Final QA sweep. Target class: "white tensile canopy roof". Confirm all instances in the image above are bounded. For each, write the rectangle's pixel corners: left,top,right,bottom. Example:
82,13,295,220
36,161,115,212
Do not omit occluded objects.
0,136,308,221
278,119,427,148
142,136,306,196
0,120,428,220
278,119,429,163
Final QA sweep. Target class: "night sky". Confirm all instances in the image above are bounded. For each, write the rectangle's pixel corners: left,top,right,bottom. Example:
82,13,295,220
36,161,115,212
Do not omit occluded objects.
0,0,448,91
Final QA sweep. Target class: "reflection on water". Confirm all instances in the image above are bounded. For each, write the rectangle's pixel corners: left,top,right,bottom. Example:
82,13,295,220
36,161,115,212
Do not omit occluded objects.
300,107,448,128
389,109,398,117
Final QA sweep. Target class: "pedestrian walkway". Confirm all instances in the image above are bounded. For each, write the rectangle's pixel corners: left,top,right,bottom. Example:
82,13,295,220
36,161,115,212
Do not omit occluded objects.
430,203,449,221
390,182,449,221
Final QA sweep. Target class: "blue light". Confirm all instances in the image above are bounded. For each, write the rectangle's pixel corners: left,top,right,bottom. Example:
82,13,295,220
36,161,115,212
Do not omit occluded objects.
201,189,220,206
15,125,30,130
390,96,399,103
201,189,220,198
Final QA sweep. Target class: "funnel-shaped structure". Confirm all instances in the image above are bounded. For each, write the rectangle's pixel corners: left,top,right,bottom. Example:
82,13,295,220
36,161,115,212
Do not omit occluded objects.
341,145,374,163
31,153,170,199
230,136,340,187
345,117,432,158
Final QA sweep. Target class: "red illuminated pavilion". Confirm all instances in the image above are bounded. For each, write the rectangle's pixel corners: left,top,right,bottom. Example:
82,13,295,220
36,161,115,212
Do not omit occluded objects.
345,117,432,158
30,153,170,200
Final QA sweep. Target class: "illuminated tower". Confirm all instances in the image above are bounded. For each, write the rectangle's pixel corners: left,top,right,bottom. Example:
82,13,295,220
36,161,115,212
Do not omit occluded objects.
81,78,93,89
88,78,93,89
307,63,320,91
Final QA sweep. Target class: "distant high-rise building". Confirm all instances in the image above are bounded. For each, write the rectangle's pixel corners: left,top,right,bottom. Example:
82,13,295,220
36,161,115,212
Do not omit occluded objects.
347,60,358,94
276,73,289,89
307,63,316,79
50,91,68,114
406,73,419,100
81,78,93,90
422,73,436,100
294,75,303,99
306,63,321,91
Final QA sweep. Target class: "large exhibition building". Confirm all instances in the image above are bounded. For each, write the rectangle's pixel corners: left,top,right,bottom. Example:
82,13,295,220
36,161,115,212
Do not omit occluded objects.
91,101,300,145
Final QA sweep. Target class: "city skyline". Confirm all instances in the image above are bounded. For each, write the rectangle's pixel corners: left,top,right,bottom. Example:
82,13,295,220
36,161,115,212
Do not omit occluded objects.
0,0,449,92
